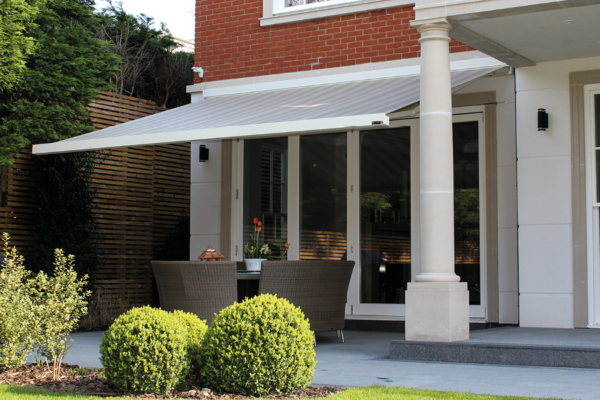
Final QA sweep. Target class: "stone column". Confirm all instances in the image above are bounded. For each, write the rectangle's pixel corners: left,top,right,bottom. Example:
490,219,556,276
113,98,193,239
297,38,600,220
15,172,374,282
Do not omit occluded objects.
405,18,469,342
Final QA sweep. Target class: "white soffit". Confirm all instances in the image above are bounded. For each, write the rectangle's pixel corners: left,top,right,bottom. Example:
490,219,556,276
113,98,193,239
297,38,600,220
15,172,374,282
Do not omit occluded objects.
32,66,501,155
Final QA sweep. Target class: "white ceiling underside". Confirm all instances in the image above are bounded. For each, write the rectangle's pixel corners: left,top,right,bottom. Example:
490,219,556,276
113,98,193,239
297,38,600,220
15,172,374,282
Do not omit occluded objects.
454,3,600,64
32,66,500,155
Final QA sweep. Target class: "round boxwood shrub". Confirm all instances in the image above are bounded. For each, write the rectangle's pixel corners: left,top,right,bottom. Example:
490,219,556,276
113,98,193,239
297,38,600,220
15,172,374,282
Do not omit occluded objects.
99,306,190,394
173,310,208,378
200,294,316,396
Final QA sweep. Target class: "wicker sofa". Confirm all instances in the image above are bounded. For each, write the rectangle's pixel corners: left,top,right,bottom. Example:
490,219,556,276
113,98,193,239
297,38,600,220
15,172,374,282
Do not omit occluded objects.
258,260,355,342
150,260,237,325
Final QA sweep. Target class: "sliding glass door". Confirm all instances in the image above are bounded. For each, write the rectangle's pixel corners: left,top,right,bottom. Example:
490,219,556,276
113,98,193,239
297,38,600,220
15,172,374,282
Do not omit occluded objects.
235,111,486,319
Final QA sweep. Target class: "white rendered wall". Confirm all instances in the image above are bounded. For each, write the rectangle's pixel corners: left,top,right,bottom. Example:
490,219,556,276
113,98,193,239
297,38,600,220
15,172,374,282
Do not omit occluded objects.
455,73,519,324
189,140,223,260
515,56,600,328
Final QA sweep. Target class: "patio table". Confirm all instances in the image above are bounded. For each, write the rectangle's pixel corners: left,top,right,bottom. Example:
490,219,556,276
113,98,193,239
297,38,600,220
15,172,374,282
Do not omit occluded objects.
237,271,260,280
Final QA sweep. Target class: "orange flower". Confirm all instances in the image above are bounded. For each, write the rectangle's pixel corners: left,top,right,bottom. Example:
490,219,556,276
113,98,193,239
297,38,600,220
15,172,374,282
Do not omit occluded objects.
257,227,262,232
257,221,262,227
253,217,258,225
285,243,290,249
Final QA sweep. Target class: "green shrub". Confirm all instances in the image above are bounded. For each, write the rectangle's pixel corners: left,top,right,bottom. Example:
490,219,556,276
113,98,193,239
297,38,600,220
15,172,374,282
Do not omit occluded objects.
200,294,316,396
33,249,90,380
0,233,36,371
99,306,190,394
0,233,90,374
173,310,207,379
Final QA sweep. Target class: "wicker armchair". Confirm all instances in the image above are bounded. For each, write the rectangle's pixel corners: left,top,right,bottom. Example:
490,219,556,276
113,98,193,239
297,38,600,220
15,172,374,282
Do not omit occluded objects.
258,260,355,342
151,261,237,325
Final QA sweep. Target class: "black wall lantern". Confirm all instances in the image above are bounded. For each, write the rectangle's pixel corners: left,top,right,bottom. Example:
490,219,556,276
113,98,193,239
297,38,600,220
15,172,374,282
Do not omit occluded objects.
199,145,209,162
538,108,549,131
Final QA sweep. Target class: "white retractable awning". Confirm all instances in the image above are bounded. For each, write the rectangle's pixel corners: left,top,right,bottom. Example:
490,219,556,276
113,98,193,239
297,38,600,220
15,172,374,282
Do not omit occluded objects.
32,66,501,155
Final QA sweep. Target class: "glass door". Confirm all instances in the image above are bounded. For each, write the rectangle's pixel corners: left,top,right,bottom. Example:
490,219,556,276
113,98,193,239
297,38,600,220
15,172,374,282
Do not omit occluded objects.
299,132,347,260
243,137,289,258
233,111,486,320
585,84,600,327
350,120,419,317
350,112,486,319
359,127,412,305
453,113,486,319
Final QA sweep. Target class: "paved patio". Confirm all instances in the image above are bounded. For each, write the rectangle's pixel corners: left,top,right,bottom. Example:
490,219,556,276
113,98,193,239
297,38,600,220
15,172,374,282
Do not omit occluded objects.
45,328,600,400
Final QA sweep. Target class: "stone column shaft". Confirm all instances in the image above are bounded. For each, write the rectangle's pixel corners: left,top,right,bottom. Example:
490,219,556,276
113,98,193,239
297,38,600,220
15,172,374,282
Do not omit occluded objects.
405,18,469,343
416,20,459,283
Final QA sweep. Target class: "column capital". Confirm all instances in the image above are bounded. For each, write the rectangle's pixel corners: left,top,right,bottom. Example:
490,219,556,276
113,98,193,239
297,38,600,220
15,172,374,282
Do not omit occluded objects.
410,17,452,42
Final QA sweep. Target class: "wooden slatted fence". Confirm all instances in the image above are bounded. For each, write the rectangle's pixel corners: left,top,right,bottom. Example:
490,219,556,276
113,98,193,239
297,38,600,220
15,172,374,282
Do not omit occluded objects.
0,92,190,310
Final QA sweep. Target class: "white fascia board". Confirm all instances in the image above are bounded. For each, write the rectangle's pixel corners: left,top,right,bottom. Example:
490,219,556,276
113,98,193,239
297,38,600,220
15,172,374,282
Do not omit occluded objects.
202,57,506,98
32,114,389,155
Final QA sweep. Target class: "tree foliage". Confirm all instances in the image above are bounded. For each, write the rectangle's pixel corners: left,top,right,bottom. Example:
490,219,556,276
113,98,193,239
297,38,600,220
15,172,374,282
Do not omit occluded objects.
99,1,194,108
0,0,119,166
0,1,193,287
0,0,45,91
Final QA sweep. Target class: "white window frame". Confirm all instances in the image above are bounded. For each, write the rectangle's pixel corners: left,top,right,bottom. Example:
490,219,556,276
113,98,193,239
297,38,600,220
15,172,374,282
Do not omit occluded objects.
346,119,419,320
274,0,362,14
261,0,414,27
453,109,487,321
584,83,600,328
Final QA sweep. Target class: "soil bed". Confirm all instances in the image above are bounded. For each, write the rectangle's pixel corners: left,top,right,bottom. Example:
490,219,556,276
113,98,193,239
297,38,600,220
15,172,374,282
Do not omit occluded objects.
0,364,343,399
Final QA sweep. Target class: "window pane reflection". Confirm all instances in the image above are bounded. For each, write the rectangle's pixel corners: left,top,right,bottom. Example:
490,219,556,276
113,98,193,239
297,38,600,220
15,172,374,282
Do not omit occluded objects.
453,121,481,305
360,128,411,304
300,133,347,260
243,137,288,257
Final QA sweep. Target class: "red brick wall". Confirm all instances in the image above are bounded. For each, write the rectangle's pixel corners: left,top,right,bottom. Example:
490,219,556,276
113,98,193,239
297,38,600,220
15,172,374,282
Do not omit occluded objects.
195,2,471,83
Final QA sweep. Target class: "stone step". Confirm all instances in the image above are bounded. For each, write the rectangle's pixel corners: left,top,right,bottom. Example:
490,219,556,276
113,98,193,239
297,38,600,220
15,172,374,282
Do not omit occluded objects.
389,340,600,369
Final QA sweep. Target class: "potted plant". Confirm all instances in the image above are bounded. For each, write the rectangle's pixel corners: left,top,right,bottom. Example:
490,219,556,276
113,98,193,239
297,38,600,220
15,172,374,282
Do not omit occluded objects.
244,218,289,271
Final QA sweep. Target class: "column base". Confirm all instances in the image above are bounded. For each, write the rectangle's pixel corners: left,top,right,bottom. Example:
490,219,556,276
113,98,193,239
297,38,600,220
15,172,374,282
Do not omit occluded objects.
405,282,469,342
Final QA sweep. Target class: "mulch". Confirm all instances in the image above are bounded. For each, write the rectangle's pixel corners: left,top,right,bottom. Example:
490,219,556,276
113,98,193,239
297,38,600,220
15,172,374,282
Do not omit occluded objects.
0,364,343,399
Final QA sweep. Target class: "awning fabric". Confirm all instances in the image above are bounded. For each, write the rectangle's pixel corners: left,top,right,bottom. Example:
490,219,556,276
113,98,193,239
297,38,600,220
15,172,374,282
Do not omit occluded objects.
33,66,500,155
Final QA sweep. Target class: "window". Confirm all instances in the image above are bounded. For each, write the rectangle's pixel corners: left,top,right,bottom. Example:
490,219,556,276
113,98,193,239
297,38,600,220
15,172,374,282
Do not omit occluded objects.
262,0,412,27
277,0,360,13
300,132,347,260
453,121,482,305
243,137,288,257
359,127,411,304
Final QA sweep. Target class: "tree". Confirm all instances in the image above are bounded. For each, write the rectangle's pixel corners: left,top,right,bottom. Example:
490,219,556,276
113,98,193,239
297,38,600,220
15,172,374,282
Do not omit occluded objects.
99,1,194,108
148,51,194,108
0,0,119,165
0,0,45,91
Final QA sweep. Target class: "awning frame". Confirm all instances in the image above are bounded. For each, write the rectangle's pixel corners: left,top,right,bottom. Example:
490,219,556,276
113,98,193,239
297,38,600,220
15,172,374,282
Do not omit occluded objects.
32,114,390,154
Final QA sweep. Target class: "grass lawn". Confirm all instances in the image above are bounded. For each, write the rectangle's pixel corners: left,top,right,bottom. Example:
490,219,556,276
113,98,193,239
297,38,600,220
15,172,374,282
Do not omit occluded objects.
0,384,556,400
